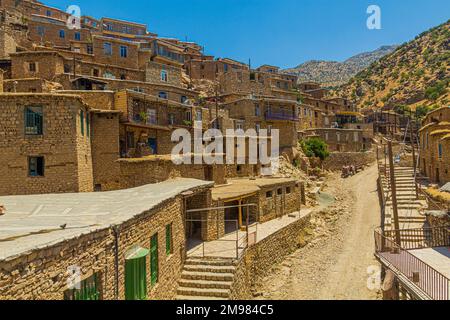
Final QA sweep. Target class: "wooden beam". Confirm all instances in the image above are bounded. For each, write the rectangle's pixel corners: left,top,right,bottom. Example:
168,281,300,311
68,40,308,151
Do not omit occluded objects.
388,140,402,246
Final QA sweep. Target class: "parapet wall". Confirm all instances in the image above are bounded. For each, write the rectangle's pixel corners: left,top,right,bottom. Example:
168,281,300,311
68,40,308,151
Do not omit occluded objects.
230,213,313,299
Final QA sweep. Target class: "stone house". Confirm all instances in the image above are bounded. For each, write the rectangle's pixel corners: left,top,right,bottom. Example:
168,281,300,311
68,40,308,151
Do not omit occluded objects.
305,128,365,152
0,93,94,195
419,106,450,184
0,179,213,300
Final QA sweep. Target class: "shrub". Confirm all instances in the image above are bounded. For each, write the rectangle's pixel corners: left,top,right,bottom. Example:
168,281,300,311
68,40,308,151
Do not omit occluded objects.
300,137,330,161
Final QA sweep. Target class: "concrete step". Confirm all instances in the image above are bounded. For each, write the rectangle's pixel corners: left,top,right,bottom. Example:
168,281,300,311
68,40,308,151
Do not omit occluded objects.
177,287,230,298
178,279,232,290
181,271,235,282
183,264,236,274
185,258,237,267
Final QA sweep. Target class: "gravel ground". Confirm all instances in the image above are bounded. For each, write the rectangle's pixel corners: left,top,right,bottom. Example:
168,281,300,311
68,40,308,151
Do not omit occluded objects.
254,163,382,300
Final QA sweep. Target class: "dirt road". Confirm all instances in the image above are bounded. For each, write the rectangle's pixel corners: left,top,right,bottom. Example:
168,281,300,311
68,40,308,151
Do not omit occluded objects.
255,163,382,300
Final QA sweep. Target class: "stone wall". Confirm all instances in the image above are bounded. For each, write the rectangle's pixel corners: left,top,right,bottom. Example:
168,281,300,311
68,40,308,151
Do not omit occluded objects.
146,61,182,87
91,112,121,191
322,151,376,171
229,213,313,299
0,186,210,300
0,94,94,195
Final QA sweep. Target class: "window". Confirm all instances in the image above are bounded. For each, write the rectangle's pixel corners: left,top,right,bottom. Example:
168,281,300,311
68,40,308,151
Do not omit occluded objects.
86,113,90,137
438,144,443,159
277,188,283,195
236,121,244,131
286,187,291,194
80,110,84,136
103,42,112,55
266,191,273,198
46,10,52,17
168,114,175,125
59,29,65,38
161,70,168,82
64,64,71,73
185,111,192,122
146,109,156,125
29,62,36,72
181,96,187,104
28,156,44,177
87,44,93,54
106,23,113,31
165,224,173,256
74,32,81,41
37,26,45,37
25,106,43,135
64,273,100,300
255,104,260,116
150,234,159,286
158,91,168,99
196,110,202,121
92,68,99,77
120,45,128,58
126,131,135,148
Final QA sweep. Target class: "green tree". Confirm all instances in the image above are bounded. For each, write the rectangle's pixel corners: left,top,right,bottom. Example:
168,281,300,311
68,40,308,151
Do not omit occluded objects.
300,137,330,161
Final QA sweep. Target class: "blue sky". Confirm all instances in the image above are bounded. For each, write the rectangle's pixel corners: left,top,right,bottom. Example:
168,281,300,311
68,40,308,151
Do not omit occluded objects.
44,0,450,68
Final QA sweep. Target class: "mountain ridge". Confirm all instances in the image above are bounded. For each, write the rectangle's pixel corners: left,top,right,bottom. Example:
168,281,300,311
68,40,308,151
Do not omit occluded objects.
283,45,398,87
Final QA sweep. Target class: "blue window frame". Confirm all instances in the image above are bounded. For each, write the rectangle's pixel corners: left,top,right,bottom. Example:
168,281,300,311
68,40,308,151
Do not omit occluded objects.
59,29,65,38
25,106,43,135
104,43,112,56
438,144,443,159
74,32,81,41
120,46,128,58
158,92,168,99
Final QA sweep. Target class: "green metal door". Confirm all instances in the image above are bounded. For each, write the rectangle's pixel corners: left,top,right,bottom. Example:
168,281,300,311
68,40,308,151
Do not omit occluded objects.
150,233,159,286
125,248,149,300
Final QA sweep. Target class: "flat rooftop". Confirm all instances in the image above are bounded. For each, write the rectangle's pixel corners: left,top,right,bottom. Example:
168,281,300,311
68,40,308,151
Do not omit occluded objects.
212,177,298,201
410,247,450,279
0,179,212,261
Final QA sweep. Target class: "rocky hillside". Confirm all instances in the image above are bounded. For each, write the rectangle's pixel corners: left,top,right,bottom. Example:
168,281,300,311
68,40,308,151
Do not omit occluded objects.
283,45,397,87
331,20,449,111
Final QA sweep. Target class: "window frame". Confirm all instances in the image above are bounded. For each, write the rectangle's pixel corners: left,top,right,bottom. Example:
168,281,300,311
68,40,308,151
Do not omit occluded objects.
28,156,45,177
24,105,43,135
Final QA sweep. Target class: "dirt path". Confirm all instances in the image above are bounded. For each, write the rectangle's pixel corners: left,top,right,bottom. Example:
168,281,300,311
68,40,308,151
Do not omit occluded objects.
255,163,382,300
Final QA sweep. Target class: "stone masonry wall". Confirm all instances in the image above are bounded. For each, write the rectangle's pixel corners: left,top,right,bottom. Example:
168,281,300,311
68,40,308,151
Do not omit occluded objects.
322,151,376,171
0,186,210,300
0,94,93,195
229,213,313,299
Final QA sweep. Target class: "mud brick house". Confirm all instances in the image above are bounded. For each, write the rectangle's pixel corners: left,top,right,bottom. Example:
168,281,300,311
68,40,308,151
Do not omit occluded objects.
222,96,300,155
0,179,213,300
114,89,203,157
419,106,450,184
187,57,249,81
306,128,365,152
0,93,94,195
195,177,304,241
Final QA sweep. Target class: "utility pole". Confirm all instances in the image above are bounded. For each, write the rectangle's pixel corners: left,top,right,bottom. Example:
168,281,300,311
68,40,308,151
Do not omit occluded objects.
409,114,419,199
388,139,402,246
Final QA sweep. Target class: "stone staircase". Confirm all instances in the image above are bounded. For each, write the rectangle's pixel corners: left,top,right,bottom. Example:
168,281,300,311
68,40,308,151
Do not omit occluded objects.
176,257,237,300
379,165,428,230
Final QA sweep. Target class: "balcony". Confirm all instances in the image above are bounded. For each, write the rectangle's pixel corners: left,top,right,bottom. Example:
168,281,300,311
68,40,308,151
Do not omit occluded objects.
374,226,450,300
265,111,298,122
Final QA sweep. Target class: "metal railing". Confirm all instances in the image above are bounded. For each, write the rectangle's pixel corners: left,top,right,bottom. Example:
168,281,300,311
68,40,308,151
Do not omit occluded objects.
265,112,299,122
185,203,259,260
374,226,450,300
